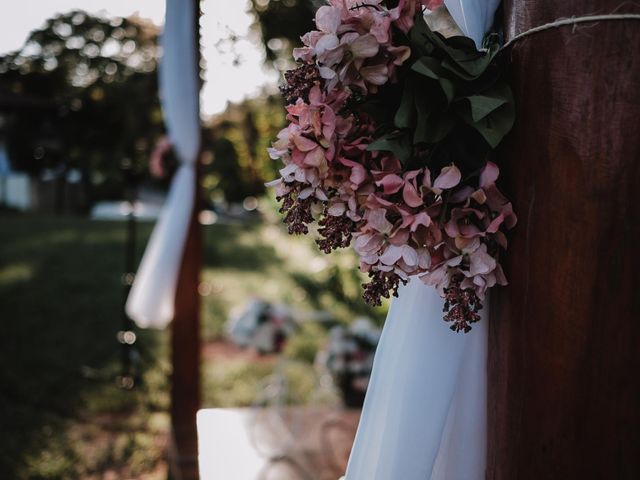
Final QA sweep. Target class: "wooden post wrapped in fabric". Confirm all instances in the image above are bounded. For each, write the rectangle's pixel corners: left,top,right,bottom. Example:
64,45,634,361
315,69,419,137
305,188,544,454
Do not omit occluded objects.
170,1,202,479
488,1,640,478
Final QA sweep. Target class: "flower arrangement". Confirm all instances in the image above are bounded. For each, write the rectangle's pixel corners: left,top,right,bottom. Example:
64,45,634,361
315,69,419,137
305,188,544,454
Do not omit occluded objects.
268,0,516,332
319,318,381,407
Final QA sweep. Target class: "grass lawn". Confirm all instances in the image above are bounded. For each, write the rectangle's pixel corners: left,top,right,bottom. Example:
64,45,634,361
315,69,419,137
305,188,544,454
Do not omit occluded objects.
0,207,386,479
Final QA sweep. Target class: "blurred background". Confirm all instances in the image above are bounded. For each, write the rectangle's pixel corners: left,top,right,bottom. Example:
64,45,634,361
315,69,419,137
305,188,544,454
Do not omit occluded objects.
0,1,389,478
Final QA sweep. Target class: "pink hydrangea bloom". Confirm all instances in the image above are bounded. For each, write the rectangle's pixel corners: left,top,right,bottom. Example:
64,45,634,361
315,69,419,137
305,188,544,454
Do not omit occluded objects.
268,2,516,331
293,0,416,93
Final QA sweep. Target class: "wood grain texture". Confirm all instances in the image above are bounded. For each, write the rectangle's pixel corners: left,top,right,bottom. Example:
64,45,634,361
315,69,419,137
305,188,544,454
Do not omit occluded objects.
171,187,202,480
170,2,202,479
488,1,640,478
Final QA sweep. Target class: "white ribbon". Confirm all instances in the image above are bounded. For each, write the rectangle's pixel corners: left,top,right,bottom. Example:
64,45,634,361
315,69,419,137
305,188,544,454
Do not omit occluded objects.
126,0,200,329
345,2,498,478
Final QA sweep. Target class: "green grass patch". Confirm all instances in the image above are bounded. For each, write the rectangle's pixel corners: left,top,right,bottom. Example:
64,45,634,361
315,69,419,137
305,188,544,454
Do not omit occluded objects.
0,210,387,478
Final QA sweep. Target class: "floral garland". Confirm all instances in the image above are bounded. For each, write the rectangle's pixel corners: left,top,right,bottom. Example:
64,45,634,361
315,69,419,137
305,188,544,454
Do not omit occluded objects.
268,0,516,333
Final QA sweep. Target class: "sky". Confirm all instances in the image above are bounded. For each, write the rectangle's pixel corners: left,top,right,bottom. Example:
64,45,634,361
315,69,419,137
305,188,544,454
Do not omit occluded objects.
0,0,278,116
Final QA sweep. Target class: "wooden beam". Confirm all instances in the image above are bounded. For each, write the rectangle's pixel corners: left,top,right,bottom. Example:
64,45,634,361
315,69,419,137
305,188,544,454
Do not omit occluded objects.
488,1,640,478
171,185,202,480
170,1,202,479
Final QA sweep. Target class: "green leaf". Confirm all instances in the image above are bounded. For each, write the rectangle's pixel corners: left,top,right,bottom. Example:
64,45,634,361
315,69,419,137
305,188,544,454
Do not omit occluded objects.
444,34,482,54
411,58,455,103
457,99,515,148
394,84,415,129
439,77,455,104
440,51,493,81
413,88,454,144
414,110,455,144
367,132,413,163
411,56,443,79
423,27,491,79
400,15,515,150
466,82,512,122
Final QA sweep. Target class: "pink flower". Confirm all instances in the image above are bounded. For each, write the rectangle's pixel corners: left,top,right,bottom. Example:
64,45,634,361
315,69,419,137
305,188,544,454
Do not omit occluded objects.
268,2,517,323
294,0,413,93
431,165,462,193
149,136,172,178
459,243,507,297
400,210,432,232
366,207,394,234
422,0,444,10
402,170,423,207
353,231,386,264
444,206,486,239
391,0,420,34
294,6,342,63
419,253,463,295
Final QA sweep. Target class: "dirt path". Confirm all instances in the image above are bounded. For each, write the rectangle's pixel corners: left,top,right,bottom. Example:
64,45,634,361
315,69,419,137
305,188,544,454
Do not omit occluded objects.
202,339,277,363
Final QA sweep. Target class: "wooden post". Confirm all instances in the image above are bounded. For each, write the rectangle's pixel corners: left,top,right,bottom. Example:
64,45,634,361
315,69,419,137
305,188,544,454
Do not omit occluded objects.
488,1,640,478
171,192,201,480
170,1,202,479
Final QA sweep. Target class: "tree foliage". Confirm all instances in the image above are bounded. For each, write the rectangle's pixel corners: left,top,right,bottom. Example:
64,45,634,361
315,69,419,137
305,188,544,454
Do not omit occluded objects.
203,91,286,203
249,0,322,68
0,10,163,201
0,5,331,205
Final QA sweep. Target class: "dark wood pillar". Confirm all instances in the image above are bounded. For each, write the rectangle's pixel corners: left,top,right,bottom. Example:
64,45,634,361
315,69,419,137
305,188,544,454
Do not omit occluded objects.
170,1,202,479
171,188,201,480
488,2,640,479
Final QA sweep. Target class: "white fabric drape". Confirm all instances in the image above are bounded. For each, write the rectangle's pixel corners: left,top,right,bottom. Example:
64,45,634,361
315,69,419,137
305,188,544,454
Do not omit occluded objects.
126,0,200,329
345,279,488,480
345,2,498,478
445,0,500,49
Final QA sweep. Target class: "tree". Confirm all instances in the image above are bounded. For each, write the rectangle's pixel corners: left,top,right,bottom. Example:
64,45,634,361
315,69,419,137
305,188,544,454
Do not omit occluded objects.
0,10,164,202
249,0,322,69
203,92,288,203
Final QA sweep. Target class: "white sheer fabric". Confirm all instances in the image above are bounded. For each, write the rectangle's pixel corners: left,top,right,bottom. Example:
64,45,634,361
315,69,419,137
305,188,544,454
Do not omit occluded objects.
126,0,200,328
345,279,488,479
445,0,501,49
345,2,498,478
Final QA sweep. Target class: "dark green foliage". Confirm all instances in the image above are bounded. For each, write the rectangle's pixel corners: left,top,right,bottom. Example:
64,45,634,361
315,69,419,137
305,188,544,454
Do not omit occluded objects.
249,0,320,63
368,15,515,177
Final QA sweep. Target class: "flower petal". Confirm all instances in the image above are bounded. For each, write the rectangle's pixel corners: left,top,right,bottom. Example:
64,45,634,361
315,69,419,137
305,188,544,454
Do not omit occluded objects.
403,182,423,207
350,34,379,58
294,135,318,152
433,165,462,190
279,163,298,178
422,168,432,188
379,245,403,265
360,64,389,85
410,211,431,231
298,187,314,199
480,161,499,187
320,45,346,66
368,208,393,234
304,147,326,168
264,178,282,188
318,66,336,79
417,248,431,269
315,33,340,55
376,174,404,194
401,245,419,267
315,189,328,201
315,6,341,33
328,202,346,216
468,244,496,276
